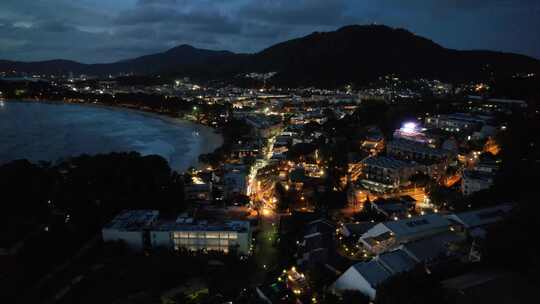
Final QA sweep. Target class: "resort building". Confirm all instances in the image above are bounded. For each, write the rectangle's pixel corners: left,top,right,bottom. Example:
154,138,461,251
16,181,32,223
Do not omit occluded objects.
102,210,251,255
387,138,453,163
332,260,392,300
332,249,417,300
446,204,512,237
461,169,494,196
425,113,491,133
359,214,453,253
359,156,416,193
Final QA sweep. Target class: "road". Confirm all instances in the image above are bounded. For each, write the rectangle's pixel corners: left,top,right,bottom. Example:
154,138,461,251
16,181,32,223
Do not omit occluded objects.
247,136,282,285
251,211,279,285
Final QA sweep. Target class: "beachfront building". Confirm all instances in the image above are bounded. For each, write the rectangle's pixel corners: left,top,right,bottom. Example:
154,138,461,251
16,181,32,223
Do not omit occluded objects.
102,210,251,255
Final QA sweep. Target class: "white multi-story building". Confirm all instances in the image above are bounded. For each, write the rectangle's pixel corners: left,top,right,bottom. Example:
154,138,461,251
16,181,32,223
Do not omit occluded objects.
359,214,453,253
461,169,494,196
102,210,251,255
387,139,453,163
425,113,490,133
102,210,159,250
359,156,416,193
332,249,417,300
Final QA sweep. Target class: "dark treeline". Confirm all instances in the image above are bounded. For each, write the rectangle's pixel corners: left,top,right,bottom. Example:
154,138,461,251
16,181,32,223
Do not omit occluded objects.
480,107,540,281
0,152,184,302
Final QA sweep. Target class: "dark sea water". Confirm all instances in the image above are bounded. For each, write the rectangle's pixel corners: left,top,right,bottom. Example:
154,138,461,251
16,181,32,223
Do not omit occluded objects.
0,101,222,171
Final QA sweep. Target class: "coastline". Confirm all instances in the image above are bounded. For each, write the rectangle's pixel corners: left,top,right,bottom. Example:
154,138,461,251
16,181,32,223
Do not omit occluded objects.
2,99,224,172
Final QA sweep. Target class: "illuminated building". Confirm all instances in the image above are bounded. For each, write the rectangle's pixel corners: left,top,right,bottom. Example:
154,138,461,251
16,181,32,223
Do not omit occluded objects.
102,210,251,254
223,164,249,199
361,134,385,154
393,122,432,144
359,156,416,193
387,138,453,162
425,113,490,133
184,177,213,203
359,214,453,254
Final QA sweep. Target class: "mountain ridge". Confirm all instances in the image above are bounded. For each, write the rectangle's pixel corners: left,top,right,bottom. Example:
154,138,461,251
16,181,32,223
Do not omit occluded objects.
1,24,539,86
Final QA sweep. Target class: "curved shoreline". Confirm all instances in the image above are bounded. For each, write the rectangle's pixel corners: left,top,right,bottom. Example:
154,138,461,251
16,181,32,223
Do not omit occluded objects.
2,99,224,172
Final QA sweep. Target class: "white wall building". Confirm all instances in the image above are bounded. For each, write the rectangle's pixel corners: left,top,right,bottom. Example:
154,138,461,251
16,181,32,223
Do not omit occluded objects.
387,139,453,163
446,204,512,235
102,210,251,255
461,169,494,196
360,156,416,193
359,214,452,253
332,260,391,300
332,249,417,300
102,210,159,251
425,113,490,133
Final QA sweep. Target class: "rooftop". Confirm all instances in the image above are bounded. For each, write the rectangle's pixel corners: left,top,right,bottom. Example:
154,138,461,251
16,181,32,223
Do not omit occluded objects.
448,204,512,229
104,210,249,233
362,156,412,170
343,222,377,236
377,249,417,274
103,209,159,231
387,138,451,157
352,260,392,287
438,113,491,124
383,214,451,238
463,169,495,182
401,232,463,262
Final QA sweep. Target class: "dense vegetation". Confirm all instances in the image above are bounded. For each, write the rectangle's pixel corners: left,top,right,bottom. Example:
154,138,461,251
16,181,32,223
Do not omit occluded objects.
0,152,185,302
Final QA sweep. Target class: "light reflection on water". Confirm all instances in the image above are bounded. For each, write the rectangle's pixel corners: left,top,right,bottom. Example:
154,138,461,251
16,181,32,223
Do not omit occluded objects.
0,101,222,172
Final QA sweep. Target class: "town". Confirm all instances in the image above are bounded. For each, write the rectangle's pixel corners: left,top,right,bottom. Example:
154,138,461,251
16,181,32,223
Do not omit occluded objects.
2,71,538,304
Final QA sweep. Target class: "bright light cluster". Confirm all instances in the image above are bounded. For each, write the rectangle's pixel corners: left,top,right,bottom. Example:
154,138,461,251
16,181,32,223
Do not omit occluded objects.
401,122,418,134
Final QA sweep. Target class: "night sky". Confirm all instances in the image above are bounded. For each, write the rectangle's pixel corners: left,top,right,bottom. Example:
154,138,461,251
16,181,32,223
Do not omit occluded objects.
1,0,539,63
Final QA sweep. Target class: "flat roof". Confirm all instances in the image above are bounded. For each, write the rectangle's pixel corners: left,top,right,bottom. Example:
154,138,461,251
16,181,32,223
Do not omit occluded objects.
104,210,249,233
103,209,159,231
388,139,451,157
343,222,377,236
449,204,512,228
383,214,451,238
362,156,412,170
437,113,492,123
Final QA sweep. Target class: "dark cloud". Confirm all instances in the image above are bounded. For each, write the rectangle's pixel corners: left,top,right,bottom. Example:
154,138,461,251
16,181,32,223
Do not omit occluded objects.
38,20,74,33
0,0,538,63
239,0,353,26
114,5,241,34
